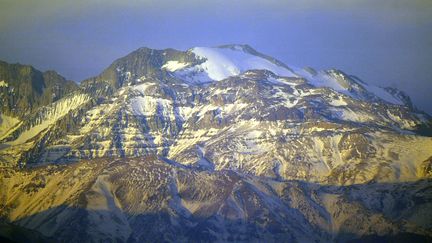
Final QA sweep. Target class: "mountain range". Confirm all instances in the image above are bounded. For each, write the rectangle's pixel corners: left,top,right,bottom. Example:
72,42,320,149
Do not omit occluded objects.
0,44,431,242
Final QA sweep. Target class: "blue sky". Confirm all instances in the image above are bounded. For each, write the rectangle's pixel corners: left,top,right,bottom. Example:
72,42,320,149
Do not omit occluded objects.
0,0,431,113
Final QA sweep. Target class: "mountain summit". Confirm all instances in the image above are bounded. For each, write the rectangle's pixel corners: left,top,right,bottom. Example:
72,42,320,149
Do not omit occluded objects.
0,45,431,242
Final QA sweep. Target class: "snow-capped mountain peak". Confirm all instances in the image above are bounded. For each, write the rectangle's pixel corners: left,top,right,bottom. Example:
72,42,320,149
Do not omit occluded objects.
166,44,297,84
157,45,410,108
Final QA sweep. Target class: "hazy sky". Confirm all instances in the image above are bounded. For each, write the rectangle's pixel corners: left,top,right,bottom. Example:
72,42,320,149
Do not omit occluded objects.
0,0,431,114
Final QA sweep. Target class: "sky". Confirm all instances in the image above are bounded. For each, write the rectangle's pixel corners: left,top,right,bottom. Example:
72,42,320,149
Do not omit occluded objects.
0,0,431,114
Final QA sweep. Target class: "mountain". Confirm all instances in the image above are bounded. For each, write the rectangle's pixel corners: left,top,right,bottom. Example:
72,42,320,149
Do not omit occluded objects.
0,61,79,117
0,45,431,242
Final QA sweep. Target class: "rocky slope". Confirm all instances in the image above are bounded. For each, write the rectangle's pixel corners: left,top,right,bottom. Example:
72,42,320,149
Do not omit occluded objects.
0,44,431,242
1,157,431,242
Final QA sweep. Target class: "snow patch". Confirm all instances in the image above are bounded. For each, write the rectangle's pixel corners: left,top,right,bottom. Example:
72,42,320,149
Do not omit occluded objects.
299,70,349,94
362,83,404,105
267,76,300,86
132,82,156,95
331,108,373,123
130,96,175,120
271,87,300,108
162,61,190,72
329,96,347,106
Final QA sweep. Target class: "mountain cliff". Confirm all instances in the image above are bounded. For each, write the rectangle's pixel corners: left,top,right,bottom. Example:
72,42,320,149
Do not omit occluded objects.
0,61,79,117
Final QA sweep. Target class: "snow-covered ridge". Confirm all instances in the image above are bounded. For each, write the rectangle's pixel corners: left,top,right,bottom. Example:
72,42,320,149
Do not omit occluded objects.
295,68,405,105
362,82,404,105
156,45,408,107
167,46,297,84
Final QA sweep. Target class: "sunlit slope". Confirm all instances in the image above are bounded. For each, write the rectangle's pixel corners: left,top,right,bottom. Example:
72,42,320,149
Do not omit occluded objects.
0,157,431,242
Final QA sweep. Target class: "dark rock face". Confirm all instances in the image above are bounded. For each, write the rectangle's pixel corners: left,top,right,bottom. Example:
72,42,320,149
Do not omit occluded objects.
80,47,199,95
0,61,78,117
338,133,376,160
